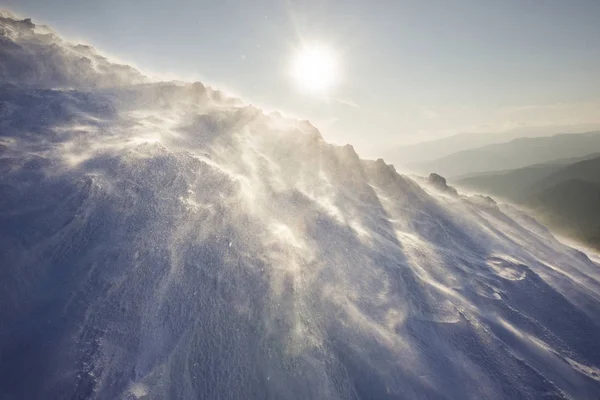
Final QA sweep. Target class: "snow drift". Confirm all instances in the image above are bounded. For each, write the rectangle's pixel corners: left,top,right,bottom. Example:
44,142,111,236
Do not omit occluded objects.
2,11,600,399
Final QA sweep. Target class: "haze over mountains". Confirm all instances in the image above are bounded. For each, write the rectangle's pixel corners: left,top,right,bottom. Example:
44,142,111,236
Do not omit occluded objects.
398,111,600,252
384,125,600,166
457,156,600,250
2,11,600,400
401,131,600,178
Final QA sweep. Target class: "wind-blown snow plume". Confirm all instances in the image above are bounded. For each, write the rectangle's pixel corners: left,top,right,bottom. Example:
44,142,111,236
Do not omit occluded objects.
1,12,600,399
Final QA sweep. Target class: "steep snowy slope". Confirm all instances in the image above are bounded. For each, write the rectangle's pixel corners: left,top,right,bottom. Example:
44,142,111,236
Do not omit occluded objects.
2,12,600,400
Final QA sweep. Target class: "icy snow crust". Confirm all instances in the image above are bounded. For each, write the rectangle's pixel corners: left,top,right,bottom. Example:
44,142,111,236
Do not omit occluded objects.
2,12,600,399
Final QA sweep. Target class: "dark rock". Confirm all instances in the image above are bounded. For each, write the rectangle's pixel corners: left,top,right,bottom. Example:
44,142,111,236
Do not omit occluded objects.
428,173,458,195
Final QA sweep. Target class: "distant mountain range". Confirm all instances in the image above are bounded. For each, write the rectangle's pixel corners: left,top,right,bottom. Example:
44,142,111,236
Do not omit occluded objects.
455,156,600,249
403,131,600,177
383,131,531,166
383,125,600,166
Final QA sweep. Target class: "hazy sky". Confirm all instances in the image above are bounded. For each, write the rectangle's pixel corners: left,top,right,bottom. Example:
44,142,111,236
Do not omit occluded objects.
3,0,600,157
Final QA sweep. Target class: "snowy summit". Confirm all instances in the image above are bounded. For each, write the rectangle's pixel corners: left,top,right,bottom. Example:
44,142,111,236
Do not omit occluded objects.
1,11,600,399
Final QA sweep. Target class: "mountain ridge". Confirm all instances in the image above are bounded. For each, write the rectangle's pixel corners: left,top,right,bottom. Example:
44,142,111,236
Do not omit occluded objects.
385,125,600,167
407,130,600,177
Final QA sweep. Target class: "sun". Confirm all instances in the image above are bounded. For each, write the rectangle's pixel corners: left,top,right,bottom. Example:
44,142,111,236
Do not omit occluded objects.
291,43,339,93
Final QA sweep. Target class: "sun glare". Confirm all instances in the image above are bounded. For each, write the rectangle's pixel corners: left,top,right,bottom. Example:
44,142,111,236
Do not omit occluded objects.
291,44,338,93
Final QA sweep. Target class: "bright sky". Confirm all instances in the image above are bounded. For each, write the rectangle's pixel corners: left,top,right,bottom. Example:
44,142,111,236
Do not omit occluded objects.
3,0,600,157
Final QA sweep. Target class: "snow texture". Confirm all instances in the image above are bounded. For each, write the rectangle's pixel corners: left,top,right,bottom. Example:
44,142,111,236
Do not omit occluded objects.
2,11,600,400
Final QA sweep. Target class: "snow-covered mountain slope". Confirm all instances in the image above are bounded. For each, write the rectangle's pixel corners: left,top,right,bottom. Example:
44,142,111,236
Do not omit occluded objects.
2,12,600,400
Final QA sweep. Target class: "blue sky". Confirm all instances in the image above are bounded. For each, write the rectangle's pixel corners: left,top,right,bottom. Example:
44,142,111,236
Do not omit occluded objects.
3,0,600,157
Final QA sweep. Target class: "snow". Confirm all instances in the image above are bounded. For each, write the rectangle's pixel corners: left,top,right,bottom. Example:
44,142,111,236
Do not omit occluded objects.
2,11,600,399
